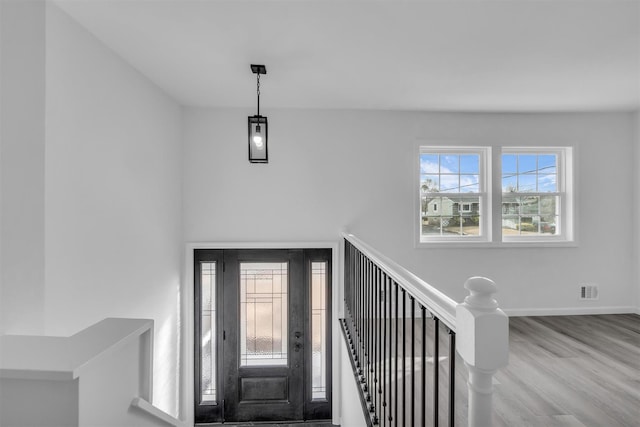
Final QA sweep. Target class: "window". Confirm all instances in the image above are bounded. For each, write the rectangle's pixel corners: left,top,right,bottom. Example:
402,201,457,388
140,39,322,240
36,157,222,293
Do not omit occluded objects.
419,147,490,243
418,145,573,246
502,147,573,242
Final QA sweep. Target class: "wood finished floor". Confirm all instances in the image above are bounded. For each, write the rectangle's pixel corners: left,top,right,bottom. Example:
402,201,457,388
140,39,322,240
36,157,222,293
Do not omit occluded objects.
488,314,640,427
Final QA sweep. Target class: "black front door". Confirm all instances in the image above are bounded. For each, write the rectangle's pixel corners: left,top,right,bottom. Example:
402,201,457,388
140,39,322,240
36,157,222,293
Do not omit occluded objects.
223,249,304,421
194,248,331,424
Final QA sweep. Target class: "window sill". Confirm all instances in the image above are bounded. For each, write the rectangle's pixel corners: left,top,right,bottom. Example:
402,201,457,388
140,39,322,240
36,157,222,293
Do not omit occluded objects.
416,239,577,249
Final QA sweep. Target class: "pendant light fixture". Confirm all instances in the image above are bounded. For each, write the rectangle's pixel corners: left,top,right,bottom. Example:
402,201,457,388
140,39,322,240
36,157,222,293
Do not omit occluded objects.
248,64,268,163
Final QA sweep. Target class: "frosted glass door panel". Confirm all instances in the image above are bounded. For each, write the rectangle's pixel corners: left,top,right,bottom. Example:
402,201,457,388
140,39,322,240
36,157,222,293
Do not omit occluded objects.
311,261,327,400
240,262,288,367
200,262,217,402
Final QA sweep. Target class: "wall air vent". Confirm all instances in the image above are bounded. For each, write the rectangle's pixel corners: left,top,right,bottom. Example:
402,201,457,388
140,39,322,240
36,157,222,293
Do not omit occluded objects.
579,284,599,300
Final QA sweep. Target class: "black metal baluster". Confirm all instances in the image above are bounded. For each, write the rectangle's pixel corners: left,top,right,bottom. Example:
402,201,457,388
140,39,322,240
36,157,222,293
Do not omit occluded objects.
365,256,371,396
352,245,356,321
363,257,367,382
354,250,358,358
367,258,373,409
350,249,356,358
421,306,427,427
347,244,352,322
386,276,393,425
433,316,440,427
362,258,367,384
410,296,415,427
344,242,349,319
375,270,379,425
352,251,361,364
370,261,376,417
350,245,355,325
402,290,406,427
373,265,380,425
355,252,360,377
344,242,348,315
394,282,399,427
359,256,363,380
361,253,365,375
448,329,456,427
373,261,378,417
350,251,358,363
361,256,370,392
382,274,387,427
361,253,367,394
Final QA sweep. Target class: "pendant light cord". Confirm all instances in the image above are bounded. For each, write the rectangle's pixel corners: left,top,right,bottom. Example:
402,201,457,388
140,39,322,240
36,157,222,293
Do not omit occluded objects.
256,73,261,116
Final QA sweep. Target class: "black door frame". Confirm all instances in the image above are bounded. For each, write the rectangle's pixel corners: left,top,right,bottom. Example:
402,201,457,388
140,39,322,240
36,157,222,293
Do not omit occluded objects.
193,248,332,424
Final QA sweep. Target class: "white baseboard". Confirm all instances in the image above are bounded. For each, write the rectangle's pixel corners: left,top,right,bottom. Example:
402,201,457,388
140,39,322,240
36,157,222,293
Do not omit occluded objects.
503,306,638,317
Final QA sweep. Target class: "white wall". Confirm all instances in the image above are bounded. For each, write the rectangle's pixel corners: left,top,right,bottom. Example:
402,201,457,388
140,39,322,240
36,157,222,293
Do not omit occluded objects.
0,0,46,335
184,108,637,314
41,4,183,416
338,337,367,427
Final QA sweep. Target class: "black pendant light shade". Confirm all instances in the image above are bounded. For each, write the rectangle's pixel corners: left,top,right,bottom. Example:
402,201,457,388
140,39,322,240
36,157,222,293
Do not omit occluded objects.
248,64,268,163
248,115,268,163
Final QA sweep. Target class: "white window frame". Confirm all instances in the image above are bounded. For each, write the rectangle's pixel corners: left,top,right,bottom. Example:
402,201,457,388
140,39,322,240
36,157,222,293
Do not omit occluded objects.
417,146,491,245
501,147,574,244
416,145,575,248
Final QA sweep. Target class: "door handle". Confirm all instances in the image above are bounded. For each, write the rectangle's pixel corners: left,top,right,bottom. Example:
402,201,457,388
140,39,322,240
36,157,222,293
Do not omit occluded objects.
294,331,302,339
294,342,303,352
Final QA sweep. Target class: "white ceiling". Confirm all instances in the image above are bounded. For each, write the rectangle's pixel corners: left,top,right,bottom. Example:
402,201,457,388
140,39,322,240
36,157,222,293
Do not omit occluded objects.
54,0,640,112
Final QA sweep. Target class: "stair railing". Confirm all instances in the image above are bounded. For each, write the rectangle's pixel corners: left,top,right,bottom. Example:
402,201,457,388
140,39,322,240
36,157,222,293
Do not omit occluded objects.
341,232,508,427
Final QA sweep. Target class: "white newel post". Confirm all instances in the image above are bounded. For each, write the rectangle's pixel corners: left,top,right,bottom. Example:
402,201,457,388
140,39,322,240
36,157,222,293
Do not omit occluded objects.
456,277,509,427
